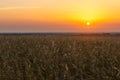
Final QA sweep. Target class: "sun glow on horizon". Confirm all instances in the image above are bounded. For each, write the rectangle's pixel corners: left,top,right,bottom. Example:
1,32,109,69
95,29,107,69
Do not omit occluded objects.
0,0,120,32
86,22,91,26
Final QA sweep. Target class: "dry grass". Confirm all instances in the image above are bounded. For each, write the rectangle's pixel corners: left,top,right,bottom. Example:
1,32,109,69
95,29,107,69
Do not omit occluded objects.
0,34,120,80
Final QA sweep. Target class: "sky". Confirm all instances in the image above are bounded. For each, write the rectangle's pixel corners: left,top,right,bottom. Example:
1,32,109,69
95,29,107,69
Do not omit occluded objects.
0,0,120,33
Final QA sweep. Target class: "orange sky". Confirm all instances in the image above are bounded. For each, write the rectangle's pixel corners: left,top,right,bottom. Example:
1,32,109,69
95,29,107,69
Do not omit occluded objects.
0,0,120,32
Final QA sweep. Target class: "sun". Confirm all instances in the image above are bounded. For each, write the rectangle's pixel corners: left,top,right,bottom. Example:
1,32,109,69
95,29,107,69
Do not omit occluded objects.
86,21,91,26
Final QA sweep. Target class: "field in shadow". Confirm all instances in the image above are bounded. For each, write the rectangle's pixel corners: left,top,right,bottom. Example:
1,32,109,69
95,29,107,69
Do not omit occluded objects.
0,34,120,80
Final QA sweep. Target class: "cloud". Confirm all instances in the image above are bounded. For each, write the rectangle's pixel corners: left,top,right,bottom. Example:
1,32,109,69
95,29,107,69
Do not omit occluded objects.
0,5,4,8
0,6,41,10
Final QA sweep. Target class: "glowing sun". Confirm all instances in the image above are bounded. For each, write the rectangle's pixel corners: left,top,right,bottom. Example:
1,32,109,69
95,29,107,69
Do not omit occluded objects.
86,22,91,26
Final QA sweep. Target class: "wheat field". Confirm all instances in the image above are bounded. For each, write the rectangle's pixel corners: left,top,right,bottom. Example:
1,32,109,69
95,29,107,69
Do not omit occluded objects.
0,34,120,80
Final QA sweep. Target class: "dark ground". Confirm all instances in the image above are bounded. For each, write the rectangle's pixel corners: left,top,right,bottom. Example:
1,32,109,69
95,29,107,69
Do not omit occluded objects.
0,33,120,80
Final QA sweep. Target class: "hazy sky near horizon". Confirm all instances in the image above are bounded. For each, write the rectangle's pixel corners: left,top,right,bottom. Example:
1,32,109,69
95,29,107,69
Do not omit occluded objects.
0,0,120,32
